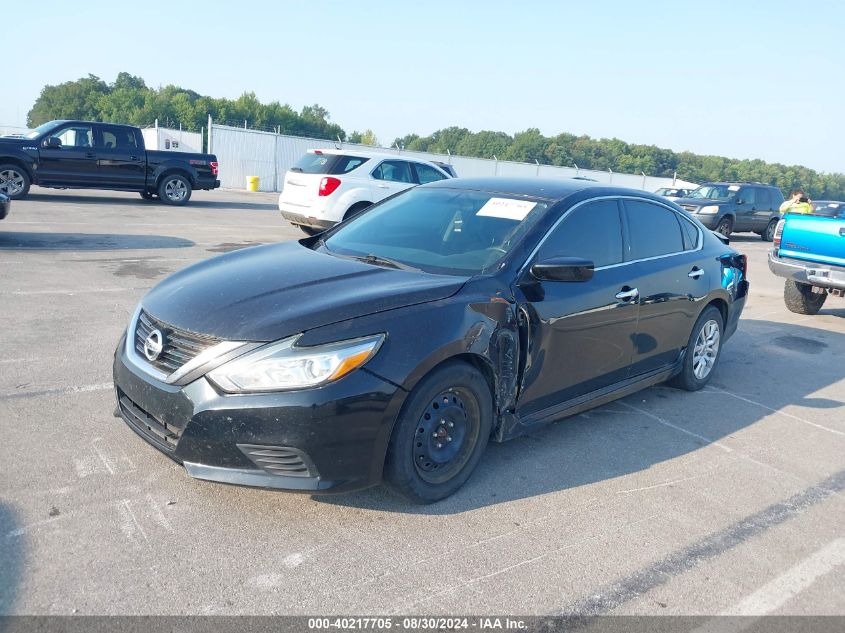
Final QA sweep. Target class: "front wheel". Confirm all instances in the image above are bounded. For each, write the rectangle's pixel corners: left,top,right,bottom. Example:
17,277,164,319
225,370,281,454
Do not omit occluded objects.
0,164,31,199
762,219,778,242
669,306,724,391
157,174,192,205
383,361,492,503
784,279,827,315
714,217,733,238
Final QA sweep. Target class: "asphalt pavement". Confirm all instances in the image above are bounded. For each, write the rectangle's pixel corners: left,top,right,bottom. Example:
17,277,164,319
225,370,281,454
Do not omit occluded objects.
0,188,842,616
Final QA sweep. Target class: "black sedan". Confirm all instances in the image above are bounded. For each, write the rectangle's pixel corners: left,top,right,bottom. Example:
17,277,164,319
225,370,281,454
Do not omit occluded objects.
113,178,749,503
0,191,9,220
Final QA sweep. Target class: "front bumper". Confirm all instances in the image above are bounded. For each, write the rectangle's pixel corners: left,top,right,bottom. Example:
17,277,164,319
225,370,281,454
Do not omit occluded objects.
768,252,845,290
113,334,403,493
692,214,720,229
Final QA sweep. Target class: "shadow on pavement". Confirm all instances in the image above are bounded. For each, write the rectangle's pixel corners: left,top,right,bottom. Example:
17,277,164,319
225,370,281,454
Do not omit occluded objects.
0,232,194,251
21,193,278,212
315,318,845,514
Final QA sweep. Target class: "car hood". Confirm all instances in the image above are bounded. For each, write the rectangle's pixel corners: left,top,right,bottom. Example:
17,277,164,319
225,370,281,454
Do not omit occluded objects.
140,241,467,341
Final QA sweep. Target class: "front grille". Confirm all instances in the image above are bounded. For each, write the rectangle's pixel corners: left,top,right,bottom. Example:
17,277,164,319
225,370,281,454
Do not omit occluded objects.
237,444,316,478
117,390,182,452
134,310,220,375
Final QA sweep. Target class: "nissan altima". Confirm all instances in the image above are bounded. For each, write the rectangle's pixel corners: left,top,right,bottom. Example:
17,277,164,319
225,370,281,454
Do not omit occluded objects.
113,178,749,503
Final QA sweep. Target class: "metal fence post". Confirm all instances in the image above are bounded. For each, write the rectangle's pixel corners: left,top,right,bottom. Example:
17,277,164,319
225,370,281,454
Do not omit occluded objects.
207,115,213,154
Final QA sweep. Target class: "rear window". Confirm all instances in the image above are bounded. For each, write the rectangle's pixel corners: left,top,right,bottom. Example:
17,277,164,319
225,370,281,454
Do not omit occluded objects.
291,153,369,175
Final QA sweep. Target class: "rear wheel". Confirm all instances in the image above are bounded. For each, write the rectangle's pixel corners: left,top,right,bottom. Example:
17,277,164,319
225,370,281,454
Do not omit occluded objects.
714,217,733,238
157,174,192,205
0,164,30,199
669,306,723,391
384,362,492,503
762,219,778,242
784,279,827,315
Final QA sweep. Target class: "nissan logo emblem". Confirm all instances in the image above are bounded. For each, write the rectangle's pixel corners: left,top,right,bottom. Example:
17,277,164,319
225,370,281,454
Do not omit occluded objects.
144,329,164,361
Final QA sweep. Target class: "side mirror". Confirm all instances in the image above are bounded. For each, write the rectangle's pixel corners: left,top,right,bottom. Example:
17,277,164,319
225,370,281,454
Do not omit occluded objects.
530,257,594,282
43,137,62,149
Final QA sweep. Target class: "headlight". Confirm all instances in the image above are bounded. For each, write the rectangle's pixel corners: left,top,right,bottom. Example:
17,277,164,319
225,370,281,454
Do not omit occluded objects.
698,205,719,214
207,334,384,393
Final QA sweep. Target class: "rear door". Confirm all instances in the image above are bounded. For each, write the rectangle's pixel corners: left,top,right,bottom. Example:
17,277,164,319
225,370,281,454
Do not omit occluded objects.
621,199,709,375
753,187,774,228
514,198,639,419
95,125,145,189
37,123,99,185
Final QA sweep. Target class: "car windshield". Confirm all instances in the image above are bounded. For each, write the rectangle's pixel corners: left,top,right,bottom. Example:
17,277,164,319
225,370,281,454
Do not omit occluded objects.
25,121,64,139
322,188,550,276
811,201,844,217
686,185,736,201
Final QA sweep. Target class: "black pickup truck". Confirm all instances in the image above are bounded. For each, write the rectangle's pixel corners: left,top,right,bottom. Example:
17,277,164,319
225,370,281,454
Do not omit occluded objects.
0,120,219,205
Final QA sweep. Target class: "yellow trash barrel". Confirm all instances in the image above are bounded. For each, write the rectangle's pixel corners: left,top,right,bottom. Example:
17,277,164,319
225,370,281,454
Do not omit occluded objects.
246,176,259,192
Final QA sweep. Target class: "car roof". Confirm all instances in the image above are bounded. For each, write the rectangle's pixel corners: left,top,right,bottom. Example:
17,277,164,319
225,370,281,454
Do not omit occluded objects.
307,148,443,164
703,181,777,188
421,176,669,203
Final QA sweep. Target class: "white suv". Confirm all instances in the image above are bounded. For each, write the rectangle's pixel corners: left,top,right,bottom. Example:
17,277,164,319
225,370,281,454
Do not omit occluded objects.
278,149,453,234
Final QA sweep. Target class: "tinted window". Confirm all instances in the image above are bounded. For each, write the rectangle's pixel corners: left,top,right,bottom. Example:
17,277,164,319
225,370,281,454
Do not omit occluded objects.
51,125,93,148
414,163,448,184
372,160,413,183
625,200,684,260
99,126,137,150
537,199,623,268
738,187,756,204
755,187,771,208
679,215,700,250
291,153,369,175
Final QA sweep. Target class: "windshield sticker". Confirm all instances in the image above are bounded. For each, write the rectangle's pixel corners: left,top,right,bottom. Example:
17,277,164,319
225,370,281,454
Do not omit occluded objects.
829,203,840,208
728,185,741,192
476,198,537,221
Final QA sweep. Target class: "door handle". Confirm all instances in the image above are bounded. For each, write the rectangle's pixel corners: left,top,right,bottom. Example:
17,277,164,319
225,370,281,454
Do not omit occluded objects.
839,227,845,237
129,155,139,161
615,287,639,302
688,267,704,279
85,152,96,159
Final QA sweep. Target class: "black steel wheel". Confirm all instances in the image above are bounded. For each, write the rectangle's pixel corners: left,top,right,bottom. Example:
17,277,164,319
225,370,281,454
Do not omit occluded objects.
384,361,492,503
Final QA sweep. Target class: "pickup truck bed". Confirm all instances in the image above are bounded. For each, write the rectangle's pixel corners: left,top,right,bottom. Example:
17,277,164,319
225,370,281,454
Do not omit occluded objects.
0,120,219,205
768,209,845,314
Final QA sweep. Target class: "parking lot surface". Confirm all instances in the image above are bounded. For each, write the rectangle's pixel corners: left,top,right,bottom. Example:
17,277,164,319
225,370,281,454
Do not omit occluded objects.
1,189,843,616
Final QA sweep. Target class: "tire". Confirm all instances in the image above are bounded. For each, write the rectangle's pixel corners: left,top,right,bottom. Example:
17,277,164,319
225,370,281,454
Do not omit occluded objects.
343,201,372,221
157,174,192,206
0,164,31,199
669,306,724,391
714,217,733,238
299,225,321,236
383,361,492,503
762,219,778,242
784,279,827,315
140,191,156,200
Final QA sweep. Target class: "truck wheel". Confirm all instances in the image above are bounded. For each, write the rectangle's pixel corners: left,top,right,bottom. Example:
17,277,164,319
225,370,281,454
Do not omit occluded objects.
383,361,492,504
158,174,192,206
784,280,827,315
762,219,778,242
0,164,31,199
140,191,156,200
714,217,733,238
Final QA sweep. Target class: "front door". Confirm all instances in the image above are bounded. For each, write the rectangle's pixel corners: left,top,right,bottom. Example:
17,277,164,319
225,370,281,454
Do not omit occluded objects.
514,198,639,421
37,124,99,186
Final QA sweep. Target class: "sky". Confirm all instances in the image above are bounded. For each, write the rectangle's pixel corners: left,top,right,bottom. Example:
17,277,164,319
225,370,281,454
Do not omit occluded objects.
4,0,844,174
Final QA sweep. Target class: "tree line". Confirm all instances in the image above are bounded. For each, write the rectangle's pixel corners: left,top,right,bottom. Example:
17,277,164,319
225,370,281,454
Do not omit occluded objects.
26,73,845,198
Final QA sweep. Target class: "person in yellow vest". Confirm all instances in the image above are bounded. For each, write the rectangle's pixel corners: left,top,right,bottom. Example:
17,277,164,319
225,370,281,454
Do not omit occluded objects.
779,189,813,214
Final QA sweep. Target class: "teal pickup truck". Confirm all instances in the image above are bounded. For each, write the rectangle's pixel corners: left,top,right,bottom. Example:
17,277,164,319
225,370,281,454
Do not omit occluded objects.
768,201,845,314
